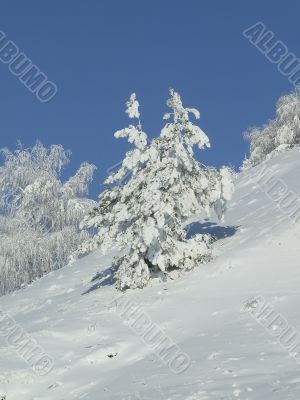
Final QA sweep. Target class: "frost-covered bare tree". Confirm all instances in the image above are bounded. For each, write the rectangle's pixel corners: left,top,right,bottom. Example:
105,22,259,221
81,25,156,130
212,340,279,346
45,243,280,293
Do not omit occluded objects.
0,142,96,295
80,90,234,290
243,89,300,168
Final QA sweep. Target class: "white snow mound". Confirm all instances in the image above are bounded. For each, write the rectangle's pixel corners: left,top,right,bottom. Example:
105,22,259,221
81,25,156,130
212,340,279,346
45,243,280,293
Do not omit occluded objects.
1,149,300,399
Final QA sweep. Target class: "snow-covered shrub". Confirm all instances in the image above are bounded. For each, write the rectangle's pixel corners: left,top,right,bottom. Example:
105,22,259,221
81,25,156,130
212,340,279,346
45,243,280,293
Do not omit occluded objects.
243,90,300,168
0,142,96,295
80,90,234,290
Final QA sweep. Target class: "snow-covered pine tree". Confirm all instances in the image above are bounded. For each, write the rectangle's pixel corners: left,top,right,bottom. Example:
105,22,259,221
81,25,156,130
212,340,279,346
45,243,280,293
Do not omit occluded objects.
243,89,300,168
0,142,96,295
81,90,234,290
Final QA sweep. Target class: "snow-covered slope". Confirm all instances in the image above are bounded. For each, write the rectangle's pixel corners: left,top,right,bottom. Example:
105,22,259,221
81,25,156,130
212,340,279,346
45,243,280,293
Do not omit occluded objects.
1,149,300,400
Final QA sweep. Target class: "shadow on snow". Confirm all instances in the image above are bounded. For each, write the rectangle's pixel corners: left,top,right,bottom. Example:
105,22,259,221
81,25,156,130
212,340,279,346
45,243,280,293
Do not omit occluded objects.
186,220,239,240
82,265,117,294
83,222,239,294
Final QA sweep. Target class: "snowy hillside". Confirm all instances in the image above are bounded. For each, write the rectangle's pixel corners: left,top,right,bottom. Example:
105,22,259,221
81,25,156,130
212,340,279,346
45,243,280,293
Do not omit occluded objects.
1,148,300,400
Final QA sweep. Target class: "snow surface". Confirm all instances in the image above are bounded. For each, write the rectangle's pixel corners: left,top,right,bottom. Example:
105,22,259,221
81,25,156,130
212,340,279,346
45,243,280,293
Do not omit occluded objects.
1,149,300,399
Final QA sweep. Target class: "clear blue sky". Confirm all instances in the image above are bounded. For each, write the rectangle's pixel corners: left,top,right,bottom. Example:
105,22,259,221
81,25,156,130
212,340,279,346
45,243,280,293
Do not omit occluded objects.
0,0,299,198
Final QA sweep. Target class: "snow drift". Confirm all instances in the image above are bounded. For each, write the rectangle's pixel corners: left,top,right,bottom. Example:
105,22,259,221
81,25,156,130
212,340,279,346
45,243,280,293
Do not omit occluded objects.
1,148,300,399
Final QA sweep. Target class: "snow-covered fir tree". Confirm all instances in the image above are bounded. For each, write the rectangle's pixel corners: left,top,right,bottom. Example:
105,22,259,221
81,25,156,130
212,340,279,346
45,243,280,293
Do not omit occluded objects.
243,89,300,168
81,90,234,290
0,142,96,295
